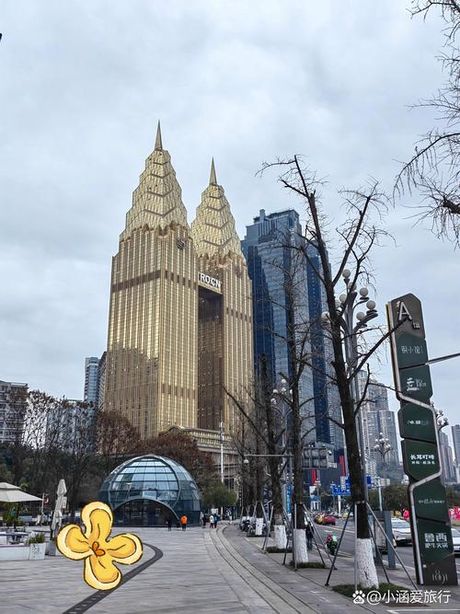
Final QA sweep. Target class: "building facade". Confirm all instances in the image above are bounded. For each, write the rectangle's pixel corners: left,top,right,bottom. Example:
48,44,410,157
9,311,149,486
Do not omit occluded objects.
357,371,399,478
0,380,28,444
305,241,343,455
451,424,460,466
242,209,341,445
84,357,100,405
103,127,253,443
45,399,95,453
439,430,456,483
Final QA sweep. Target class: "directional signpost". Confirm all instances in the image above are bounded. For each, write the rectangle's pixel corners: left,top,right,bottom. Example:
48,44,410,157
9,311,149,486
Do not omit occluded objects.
387,293,457,586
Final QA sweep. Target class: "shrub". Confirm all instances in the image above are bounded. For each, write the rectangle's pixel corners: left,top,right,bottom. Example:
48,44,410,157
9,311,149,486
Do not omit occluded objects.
28,533,45,544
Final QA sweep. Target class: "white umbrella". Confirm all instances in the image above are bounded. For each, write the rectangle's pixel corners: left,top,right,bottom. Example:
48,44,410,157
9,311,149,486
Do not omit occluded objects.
0,482,42,503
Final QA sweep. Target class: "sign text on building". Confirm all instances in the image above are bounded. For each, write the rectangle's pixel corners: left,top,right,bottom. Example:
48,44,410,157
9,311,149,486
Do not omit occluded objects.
198,273,222,290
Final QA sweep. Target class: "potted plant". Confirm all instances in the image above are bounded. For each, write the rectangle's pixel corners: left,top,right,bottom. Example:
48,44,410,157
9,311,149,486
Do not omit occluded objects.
28,533,46,560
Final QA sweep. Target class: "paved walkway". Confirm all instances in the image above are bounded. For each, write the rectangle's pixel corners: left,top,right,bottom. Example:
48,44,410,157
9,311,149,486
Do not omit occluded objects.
0,524,458,613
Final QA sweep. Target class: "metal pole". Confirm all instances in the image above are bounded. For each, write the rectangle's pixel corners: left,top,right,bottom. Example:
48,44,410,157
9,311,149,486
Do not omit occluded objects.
353,502,357,592
366,502,417,589
326,505,351,585
220,421,224,484
344,297,368,502
293,501,297,571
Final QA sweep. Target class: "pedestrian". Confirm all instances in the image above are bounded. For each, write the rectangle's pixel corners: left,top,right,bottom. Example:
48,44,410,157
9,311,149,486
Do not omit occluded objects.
209,514,214,529
180,514,188,531
305,521,314,551
167,516,173,531
203,514,208,528
214,514,219,529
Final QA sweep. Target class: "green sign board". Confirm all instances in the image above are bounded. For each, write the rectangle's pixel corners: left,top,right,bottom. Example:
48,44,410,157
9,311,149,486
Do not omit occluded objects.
414,479,449,522
396,333,428,369
387,292,457,586
417,518,454,563
388,293,426,339
402,440,439,481
398,403,436,443
399,365,433,401
423,554,458,586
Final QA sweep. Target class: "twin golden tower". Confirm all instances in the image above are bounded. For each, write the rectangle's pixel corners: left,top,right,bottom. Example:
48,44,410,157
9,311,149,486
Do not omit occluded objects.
104,124,253,446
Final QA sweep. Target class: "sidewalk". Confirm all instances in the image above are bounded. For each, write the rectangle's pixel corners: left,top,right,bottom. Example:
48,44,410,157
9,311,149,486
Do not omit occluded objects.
220,522,460,613
0,524,458,613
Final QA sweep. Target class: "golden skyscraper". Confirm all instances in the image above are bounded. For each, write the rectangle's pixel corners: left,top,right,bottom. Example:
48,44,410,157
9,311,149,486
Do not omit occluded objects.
104,126,253,444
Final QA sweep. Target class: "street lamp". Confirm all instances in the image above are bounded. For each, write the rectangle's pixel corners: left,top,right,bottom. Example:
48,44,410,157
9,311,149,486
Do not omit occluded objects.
373,432,393,511
271,379,292,515
322,274,378,500
435,407,449,432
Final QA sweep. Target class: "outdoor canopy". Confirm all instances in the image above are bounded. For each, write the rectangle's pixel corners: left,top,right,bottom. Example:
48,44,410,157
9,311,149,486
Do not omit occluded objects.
0,482,42,503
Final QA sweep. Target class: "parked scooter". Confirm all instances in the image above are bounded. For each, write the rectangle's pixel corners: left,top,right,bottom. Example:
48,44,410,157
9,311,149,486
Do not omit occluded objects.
325,533,338,555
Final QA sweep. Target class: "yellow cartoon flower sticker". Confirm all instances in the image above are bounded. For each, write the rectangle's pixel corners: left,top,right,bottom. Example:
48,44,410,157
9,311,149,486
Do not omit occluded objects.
57,501,143,590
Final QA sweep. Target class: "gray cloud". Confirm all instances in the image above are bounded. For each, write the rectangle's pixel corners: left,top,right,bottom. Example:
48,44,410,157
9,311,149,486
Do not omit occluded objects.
1,1,458,434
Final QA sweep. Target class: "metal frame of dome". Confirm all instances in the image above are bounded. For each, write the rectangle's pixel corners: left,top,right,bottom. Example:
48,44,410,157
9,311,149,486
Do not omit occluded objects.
99,454,202,527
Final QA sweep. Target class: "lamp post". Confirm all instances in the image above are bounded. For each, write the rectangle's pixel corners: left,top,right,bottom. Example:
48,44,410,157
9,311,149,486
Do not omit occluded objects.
219,421,225,484
270,379,292,515
435,407,449,432
373,432,393,511
323,269,378,501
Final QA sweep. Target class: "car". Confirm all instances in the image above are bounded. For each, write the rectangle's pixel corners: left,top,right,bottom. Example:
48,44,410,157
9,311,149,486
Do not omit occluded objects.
321,514,336,526
314,513,325,524
391,518,412,545
451,527,460,554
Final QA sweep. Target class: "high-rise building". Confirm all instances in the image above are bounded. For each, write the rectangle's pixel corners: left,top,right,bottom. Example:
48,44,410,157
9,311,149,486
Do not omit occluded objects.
0,380,28,444
357,371,399,476
46,399,95,453
84,357,100,405
97,352,106,411
242,209,315,441
451,424,460,466
306,241,343,454
439,431,456,483
104,127,253,444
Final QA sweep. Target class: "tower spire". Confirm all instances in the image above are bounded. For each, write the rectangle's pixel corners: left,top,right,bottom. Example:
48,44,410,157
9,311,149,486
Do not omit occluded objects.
209,157,217,186
122,122,188,236
155,121,163,151
191,166,243,259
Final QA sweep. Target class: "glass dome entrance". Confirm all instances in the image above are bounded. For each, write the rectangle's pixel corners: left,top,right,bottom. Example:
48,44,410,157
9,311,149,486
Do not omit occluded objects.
114,499,176,527
99,454,202,527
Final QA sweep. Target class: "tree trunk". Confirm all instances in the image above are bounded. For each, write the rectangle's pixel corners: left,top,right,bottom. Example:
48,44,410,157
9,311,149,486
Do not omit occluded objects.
286,287,308,563
259,355,285,545
305,186,378,587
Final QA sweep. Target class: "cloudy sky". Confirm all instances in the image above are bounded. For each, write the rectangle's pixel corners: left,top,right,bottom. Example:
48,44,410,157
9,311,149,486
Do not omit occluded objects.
1,2,459,434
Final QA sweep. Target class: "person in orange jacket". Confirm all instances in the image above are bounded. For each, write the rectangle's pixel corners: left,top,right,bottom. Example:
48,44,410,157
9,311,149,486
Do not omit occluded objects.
180,514,188,531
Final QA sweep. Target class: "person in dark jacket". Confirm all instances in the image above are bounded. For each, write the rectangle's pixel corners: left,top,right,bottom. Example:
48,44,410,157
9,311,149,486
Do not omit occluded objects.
305,521,314,550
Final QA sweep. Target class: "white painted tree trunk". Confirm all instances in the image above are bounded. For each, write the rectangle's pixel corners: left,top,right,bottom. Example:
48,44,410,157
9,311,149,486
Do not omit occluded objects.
293,528,308,564
356,538,379,588
274,524,287,550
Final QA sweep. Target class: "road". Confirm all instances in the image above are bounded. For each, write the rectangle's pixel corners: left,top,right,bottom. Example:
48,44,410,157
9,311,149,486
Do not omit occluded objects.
313,518,460,579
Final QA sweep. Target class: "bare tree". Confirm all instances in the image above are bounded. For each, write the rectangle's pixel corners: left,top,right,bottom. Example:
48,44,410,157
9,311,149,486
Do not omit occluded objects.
395,0,460,244
95,411,142,475
230,239,322,561
262,157,393,587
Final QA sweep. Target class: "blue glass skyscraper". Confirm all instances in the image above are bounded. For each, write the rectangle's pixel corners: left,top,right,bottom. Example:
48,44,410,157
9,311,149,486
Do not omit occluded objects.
242,209,342,451
242,209,314,440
